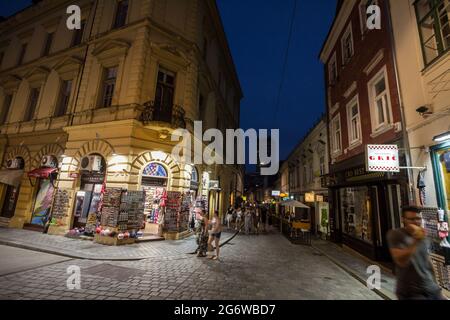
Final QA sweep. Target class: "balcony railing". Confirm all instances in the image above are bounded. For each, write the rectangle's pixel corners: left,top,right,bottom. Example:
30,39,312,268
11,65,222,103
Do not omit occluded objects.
139,100,186,129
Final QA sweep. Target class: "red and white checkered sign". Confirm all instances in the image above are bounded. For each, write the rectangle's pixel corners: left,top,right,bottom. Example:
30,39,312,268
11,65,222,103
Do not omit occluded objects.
366,144,400,173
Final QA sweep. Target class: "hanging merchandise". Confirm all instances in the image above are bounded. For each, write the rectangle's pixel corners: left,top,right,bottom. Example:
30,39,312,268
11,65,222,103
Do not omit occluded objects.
50,189,73,227
417,170,427,206
164,191,182,232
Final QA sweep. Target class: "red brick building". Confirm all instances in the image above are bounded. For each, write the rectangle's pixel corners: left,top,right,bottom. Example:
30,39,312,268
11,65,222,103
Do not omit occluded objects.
319,0,409,261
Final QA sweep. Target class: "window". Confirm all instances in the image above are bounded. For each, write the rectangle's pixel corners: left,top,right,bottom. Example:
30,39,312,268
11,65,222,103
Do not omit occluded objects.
18,43,27,66
55,80,72,117
331,114,342,155
320,156,325,176
415,0,450,66
155,68,175,109
346,96,361,145
0,94,12,125
0,51,4,68
309,163,314,183
328,52,338,84
341,23,354,64
42,32,54,56
113,0,129,29
101,67,118,108
303,166,308,186
25,88,40,122
72,20,86,47
360,0,378,35
368,67,392,131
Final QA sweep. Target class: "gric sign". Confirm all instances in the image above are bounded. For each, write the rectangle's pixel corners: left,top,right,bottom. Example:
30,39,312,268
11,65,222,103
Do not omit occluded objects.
171,121,280,176
366,145,400,173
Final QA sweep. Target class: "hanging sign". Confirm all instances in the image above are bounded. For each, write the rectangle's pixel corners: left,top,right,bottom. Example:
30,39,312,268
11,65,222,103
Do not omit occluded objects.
366,145,400,172
305,193,315,203
272,190,280,196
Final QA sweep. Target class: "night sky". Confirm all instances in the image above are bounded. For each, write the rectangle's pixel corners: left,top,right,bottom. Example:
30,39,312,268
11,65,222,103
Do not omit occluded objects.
0,0,336,164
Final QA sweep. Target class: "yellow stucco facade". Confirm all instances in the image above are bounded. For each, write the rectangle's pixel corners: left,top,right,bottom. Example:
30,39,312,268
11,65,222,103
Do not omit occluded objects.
0,0,243,236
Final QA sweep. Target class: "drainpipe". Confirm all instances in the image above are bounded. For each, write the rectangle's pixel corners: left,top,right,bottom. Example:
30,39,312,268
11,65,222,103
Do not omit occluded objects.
385,0,416,205
70,0,100,127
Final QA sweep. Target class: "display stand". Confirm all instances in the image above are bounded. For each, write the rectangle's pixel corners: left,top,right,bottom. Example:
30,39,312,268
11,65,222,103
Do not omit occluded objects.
48,188,75,235
94,188,145,246
422,207,450,291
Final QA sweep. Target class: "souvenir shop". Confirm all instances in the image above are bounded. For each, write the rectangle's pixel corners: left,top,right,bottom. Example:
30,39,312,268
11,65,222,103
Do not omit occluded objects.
72,154,107,229
426,138,450,292
0,157,25,221
328,152,409,261
140,162,169,235
24,155,59,231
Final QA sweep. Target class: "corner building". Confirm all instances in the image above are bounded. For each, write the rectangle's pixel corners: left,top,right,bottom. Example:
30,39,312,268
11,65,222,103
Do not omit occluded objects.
0,0,243,239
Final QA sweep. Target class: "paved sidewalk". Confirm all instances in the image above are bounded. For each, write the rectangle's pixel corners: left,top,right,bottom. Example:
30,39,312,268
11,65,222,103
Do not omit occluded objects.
0,227,197,261
311,239,397,300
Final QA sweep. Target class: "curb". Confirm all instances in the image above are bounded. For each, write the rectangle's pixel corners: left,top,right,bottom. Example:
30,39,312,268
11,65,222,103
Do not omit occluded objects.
311,244,396,301
0,239,190,261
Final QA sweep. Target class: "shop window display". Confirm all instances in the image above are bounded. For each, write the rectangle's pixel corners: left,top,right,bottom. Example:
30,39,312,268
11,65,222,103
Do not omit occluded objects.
437,148,450,211
340,187,373,244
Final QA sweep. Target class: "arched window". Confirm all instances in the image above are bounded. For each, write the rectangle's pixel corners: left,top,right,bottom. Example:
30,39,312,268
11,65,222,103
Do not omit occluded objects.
142,162,168,178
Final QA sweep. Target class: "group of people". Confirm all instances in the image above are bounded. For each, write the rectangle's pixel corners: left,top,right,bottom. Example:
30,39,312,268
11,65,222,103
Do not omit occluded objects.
194,208,222,260
225,205,268,235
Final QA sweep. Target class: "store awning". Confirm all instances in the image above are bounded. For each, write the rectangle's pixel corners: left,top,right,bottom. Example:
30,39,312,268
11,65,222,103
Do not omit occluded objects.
280,199,310,209
0,169,24,188
28,167,57,179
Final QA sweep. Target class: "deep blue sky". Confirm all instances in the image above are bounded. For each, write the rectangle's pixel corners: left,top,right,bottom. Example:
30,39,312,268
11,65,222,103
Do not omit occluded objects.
0,0,336,162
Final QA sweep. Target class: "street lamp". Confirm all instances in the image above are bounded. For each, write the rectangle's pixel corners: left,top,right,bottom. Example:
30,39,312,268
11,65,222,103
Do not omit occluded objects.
433,131,450,143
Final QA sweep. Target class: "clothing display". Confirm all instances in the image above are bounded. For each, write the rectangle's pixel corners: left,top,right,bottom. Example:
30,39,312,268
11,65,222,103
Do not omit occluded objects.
164,191,182,232
142,186,165,224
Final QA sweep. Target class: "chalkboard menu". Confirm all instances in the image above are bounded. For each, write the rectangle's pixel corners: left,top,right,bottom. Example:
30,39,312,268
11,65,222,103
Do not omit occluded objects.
164,191,182,232
51,189,73,225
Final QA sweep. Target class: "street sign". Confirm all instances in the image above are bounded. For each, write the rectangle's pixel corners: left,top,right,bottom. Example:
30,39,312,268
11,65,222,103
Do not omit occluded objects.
366,145,400,172
272,190,280,196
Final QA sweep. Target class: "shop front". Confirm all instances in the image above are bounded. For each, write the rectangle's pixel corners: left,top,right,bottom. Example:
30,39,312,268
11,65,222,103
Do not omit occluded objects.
72,154,107,229
140,162,169,236
24,155,59,231
328,153,408,261
0,157,25,224
431,139,450,213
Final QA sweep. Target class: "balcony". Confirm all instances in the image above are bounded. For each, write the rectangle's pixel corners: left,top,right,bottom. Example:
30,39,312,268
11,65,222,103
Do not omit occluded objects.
139,100,186,129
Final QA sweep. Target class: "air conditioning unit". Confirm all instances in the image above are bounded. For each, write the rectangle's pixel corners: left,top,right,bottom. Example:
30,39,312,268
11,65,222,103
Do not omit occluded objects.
80,155,103,172
6,159,20,169
41,155,56,168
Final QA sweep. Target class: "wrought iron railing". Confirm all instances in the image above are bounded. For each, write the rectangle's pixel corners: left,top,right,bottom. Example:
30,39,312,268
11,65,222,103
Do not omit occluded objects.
139,100,186,129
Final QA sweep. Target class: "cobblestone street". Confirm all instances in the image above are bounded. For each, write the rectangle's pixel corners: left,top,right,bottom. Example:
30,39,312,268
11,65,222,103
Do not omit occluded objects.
0,228,382,300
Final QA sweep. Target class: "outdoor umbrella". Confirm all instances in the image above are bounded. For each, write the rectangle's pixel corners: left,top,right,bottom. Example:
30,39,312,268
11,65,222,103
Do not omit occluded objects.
280,199,310,209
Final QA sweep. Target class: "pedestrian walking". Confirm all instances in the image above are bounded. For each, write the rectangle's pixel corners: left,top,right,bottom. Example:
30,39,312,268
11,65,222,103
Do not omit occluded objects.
387,206,447,300
226,206,234,230
196,209,209,258
254,208,261,235
261,205,267,232
235,207,243,230
207,210,222,261
244,208,252,235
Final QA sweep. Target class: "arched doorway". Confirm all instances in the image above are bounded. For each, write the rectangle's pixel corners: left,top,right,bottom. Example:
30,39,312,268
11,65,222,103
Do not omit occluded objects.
141,162,169,235
73,153,107,228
